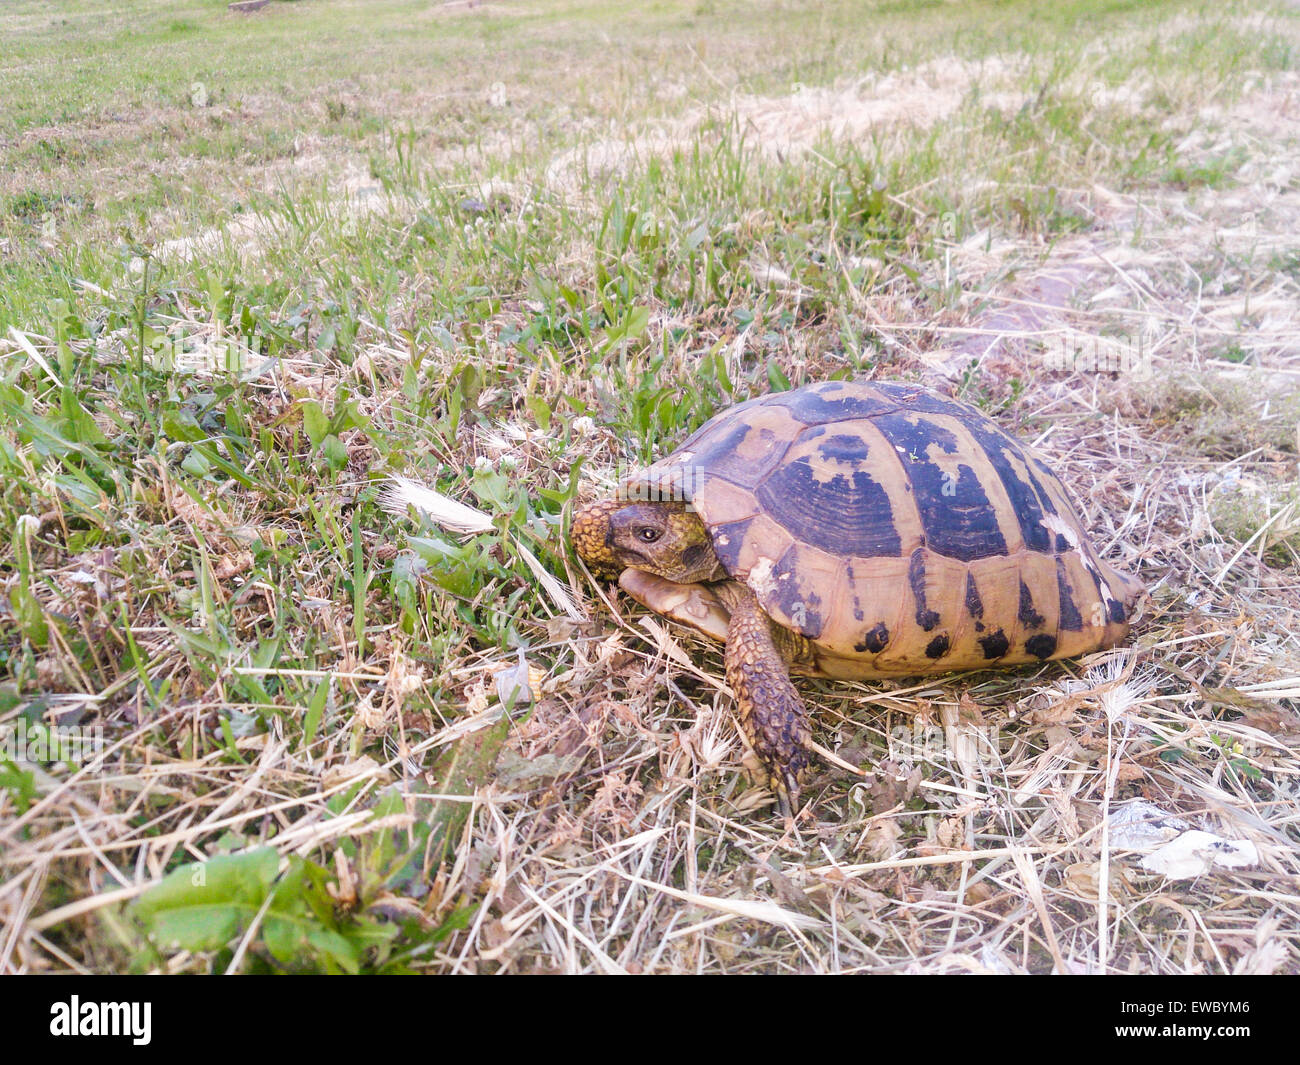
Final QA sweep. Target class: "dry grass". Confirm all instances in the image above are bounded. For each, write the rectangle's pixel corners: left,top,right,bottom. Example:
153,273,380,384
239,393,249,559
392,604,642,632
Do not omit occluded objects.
3,0,1300,975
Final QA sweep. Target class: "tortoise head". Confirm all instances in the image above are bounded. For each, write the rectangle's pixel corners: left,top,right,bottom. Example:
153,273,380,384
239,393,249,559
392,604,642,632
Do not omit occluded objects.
572,498,724,584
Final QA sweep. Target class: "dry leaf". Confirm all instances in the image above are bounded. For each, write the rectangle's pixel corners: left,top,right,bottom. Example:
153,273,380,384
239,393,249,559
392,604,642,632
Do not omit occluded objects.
861,818,903,859
936,815,965,849
1063,860,1132,899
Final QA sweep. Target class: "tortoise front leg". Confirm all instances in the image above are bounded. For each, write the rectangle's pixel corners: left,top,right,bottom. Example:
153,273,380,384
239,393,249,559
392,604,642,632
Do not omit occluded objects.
715,581,812,815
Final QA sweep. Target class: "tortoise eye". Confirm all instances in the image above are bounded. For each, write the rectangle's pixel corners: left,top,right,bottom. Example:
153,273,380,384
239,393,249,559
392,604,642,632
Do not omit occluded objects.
636,526,662,544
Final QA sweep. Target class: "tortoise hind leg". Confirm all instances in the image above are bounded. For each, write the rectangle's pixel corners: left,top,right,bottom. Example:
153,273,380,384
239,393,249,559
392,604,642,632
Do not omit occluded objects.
714,581,811,815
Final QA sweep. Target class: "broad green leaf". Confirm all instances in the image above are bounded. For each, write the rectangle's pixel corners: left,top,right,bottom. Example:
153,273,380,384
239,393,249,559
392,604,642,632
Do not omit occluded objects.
321,434,348,470
307,929,361,974
148,906,245,952
135,848,280,918
302,400,329,448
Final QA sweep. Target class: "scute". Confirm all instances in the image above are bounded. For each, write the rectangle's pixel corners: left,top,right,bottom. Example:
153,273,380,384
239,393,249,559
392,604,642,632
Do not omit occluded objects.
770,381,903,425
677,409,798,490
752,433,905,557
867,412,1011,561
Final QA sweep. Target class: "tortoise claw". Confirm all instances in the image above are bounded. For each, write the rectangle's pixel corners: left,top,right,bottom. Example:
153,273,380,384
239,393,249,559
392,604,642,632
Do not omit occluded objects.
772,770,802,821
741,685,811,817
750,689,811,816
776,788,793,820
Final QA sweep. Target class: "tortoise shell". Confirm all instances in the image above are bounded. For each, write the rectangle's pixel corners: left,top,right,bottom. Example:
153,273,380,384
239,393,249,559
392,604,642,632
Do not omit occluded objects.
620,380,1143,679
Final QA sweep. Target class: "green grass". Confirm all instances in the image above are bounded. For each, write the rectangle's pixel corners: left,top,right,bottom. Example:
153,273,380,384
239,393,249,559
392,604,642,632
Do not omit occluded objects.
3,0,1300,975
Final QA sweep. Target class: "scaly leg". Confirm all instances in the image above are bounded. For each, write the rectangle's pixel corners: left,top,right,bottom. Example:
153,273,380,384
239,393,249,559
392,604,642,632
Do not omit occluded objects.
715,581,811,815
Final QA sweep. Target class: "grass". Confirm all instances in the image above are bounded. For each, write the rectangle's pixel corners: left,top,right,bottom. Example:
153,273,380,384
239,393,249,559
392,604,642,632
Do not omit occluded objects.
2,0,1300,974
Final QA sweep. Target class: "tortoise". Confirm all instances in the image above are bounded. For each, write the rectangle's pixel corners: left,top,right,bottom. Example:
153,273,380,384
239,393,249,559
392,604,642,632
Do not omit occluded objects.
572,380,1144,813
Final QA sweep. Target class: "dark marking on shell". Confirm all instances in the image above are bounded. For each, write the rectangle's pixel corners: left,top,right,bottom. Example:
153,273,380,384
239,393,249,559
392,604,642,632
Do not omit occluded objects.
672,392,770,453
709,517,755,576
754,453,901,557
959,421,1058,553
773,386,900,426
925,634,950,659
870,414,1009,561
979,629,1010,659
855,622,890,654
1056,558,1084,632
771,543,823,640
1025,633,1058,659
845,562,865,621
686,420,788,491
873,382,970,417
1055,533,1071,553
1086,562,1109,604
1018,580,1045,629
816,433,873,465
878,413,961,457
964,572,984,620
908,549,940,631
1084,564,1131,625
